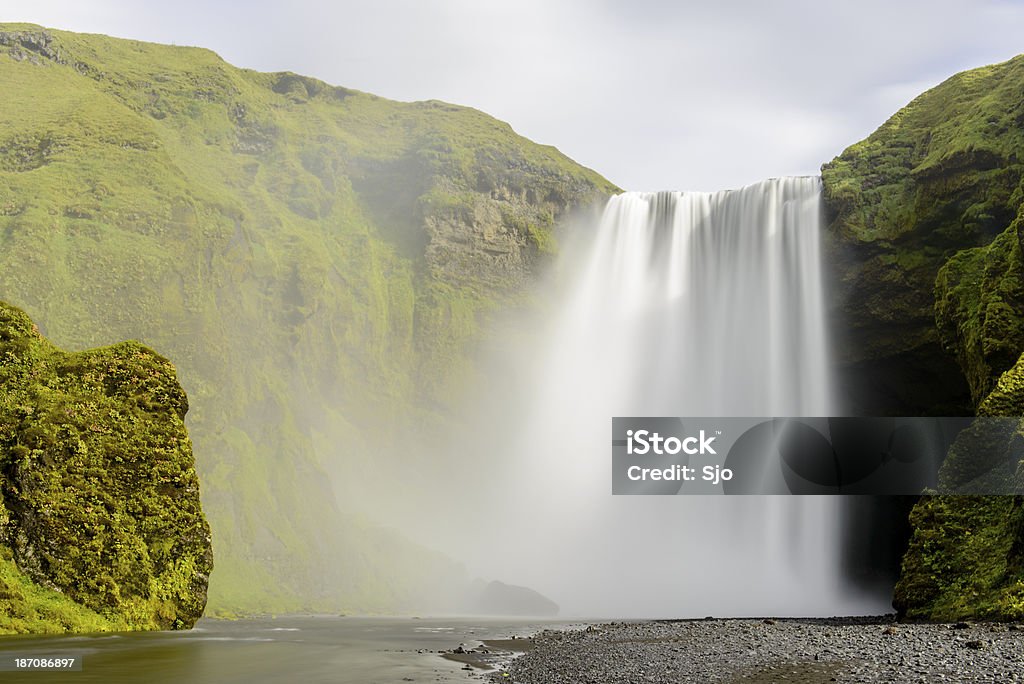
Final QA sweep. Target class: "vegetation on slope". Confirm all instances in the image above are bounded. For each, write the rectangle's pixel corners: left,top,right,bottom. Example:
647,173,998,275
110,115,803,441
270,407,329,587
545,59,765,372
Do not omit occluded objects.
0,301,211,632
822,54,1024,415
0,24,617,615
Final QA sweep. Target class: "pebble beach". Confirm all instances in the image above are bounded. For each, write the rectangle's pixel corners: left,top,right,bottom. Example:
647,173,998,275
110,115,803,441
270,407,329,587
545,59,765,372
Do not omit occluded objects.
472,618,1024,683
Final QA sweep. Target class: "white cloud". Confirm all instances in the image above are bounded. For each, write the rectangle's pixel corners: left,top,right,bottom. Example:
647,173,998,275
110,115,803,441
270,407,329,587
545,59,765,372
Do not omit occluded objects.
5,1,1024,189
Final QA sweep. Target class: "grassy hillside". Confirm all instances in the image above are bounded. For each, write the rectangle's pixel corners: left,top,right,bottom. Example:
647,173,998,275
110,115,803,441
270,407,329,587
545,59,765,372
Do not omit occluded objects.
822,54,1024,415
0,24,618,615
822,54,1024,620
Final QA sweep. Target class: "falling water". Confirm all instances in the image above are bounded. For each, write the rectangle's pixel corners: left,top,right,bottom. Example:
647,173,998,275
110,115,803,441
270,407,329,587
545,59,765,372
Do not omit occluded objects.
555,176,831,416
487,177,886,617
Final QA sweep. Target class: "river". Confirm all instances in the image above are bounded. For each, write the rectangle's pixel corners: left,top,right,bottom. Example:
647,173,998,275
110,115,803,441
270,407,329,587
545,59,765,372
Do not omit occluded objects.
0,616,582,683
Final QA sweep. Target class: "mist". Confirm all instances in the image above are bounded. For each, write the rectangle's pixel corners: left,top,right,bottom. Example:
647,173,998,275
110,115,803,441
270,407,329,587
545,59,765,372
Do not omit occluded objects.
326,180,892,618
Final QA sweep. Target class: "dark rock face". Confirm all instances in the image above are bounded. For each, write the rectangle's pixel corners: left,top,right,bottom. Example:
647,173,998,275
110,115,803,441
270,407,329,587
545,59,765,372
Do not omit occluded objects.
0,302,212,631
822,55,1024,620
0,29,64,65
474,580,559,616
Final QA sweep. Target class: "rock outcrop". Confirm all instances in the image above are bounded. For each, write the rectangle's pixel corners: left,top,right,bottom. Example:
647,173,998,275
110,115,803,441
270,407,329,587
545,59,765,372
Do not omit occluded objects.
822,56,1024,415
473,580,559,616
823,54,1024,620
0,301,212,632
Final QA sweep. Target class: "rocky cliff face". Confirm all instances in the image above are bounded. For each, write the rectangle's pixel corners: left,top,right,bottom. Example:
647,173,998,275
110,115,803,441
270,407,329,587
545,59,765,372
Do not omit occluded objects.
0,301,212,632
822,56,1024,415
0,24,617,615
823,55,1024,620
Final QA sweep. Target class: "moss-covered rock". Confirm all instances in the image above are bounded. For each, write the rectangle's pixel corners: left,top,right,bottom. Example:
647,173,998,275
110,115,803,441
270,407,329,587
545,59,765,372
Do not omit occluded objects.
894,354,1024,619
892,495,1024,620
935,222,1024,407
822,55,1024,414
893,225,1024,621
0,301,212,632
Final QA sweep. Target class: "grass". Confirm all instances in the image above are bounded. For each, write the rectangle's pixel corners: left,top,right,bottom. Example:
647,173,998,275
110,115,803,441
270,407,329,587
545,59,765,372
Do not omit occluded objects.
0,551,124,635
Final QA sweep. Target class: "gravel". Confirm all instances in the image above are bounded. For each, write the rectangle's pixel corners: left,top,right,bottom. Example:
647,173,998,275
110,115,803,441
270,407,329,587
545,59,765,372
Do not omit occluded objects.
484,617,1024,683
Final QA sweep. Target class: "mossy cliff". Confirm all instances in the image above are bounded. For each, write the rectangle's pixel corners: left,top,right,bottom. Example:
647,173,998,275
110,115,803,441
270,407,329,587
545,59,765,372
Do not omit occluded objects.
823,55,1024,620
0,25,617,615
0,301,212,633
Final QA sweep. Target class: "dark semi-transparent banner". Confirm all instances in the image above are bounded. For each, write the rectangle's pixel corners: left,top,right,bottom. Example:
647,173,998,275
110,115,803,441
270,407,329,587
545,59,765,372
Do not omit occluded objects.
611,417,1024,495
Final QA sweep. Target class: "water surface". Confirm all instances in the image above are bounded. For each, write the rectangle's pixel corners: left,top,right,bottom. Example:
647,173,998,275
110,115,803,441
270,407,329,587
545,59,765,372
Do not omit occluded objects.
0,616,578,683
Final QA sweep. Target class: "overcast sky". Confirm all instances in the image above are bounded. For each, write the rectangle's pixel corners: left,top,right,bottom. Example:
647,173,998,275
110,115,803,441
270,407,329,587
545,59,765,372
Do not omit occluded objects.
7,1,1024,190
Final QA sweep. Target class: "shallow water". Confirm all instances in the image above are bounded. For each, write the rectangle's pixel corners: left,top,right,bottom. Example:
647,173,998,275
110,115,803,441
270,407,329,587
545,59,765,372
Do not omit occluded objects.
0,616,577,683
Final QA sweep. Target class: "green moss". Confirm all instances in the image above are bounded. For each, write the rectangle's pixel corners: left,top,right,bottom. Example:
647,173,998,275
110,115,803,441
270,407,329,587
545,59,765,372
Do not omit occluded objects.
935,223,1024,405
904,172,1024,623
822,53,1024,390
894,496,1024,620
0,301,212,631
981,352,1024,417
0,551,124,634
896,222,1024,620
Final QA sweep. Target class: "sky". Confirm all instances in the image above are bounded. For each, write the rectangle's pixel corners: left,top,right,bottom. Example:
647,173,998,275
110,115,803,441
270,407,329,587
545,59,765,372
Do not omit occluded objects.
6,1,1024,190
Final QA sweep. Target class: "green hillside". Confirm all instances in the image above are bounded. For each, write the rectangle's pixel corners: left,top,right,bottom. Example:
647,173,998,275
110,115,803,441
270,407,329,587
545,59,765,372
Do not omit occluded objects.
0,24,617,615
823,55,1024,620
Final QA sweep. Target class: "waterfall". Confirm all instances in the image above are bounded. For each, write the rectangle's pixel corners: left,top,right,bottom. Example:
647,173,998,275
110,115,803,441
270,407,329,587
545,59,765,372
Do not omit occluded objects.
494,177,886,617
556,176,831,416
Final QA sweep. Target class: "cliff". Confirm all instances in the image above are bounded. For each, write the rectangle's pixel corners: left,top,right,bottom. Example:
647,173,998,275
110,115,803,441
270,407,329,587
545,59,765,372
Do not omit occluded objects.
0,24,617,615
823,55,1024,620
0,301,211,632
